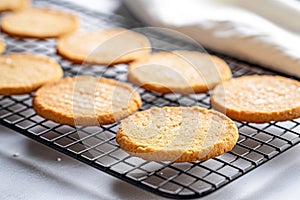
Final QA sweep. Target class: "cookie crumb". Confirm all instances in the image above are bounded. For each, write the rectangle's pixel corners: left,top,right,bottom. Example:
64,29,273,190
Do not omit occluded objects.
13,152,19,158
5,58,12,64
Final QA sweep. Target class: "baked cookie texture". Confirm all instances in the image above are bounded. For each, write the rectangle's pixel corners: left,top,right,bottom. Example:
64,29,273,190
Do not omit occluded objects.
128,51,232,94
56,28,151,65
0,0,30,12
33,76,142,126
211,75,300,123
116,106,238,162
1,8,79,38
0,53,63,96
0,38,5,54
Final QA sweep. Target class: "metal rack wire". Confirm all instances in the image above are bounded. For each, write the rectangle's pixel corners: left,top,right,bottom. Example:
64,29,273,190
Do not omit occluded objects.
1,0,300,198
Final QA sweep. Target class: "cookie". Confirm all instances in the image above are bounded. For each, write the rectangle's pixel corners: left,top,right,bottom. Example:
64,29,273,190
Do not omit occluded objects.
0,38,5,54
33,76,142,126
1,8,79,38
56,28,151,65
211,75,300,123
0,53,63,96
116,106,238,162
0,0,30,12
128,51,232,94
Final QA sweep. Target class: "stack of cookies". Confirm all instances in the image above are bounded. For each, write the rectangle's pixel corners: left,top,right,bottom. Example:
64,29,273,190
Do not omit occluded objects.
1,0,299,163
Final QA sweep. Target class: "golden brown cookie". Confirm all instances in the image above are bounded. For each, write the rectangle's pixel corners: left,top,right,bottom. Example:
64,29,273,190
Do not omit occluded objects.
33,76,142,126
0,38,5,54
0,0,30,12
56,28,151,65
1,8,79,38
116,106,238,162
211,75,300,123
0,53,63,96
128,51,232,94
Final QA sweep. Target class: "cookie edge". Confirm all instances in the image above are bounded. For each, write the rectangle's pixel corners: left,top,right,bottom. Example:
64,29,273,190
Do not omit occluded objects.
128,51,232,94
0,53,63,95
33,76,142,126
211,75,300,123
1,8,79,38
116,106,238,162
56,28,151,65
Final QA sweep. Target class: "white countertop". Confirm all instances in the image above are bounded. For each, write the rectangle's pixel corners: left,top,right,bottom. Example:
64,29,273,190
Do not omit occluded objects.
1,0,300,199
2,124,300,200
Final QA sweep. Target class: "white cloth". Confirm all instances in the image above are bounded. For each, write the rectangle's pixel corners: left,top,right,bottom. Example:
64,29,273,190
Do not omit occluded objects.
124,0,300,77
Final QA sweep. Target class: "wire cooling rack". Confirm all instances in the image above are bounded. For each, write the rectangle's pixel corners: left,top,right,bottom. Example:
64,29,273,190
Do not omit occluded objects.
1,0,300,198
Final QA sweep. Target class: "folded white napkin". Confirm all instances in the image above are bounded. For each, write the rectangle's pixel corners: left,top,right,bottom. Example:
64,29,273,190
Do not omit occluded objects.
124,0,300,78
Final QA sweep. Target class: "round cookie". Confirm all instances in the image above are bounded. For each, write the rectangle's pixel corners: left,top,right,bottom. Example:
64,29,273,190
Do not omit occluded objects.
56,28,151,65
0,53,63,96
1,8,78,38
0,38,5,54
116,106,238,162
0,0,30,12
33,76,142,126
128,51,232,94
211,75,300,123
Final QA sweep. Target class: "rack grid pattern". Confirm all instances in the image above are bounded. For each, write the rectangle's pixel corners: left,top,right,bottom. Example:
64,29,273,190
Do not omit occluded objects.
1,0,300,198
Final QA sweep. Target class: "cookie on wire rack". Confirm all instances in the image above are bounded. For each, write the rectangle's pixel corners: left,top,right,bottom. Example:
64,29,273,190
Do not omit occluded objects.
0,0,30,12
211,75,300,123
116,106,238,162
33,76,142,126
1,8,79,38
0,53,63,96
56,28,151,65
128,51,232,94
0,38,5,54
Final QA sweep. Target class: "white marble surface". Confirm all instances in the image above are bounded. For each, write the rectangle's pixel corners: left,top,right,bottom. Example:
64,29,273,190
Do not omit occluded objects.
2,124,300,200
0,126,158,200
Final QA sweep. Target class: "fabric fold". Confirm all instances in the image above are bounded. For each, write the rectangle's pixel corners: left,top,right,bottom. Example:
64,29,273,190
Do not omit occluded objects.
124,0,300,77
